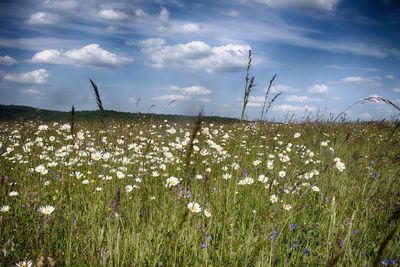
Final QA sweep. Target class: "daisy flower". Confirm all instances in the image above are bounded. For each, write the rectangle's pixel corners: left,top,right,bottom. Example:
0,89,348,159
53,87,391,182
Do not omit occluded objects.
187,202,202,213
38,205,55,215
165,176,180,187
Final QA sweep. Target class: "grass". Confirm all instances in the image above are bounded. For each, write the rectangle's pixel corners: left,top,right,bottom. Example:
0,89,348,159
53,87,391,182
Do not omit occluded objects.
0,118,399,266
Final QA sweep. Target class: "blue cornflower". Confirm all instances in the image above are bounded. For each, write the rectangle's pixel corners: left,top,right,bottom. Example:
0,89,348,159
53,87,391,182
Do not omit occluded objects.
290,223,297,231
268,230,278,240
353,229,359,235
303,248,311,256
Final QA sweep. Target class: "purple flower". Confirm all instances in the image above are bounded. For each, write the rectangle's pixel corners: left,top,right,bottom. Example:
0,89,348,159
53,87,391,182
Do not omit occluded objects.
205,233,212,241
200,243,206,249
382,258,397,266
303,248,311,256
292,241,299,249
268,230,278,240
353,229,359,235
338,239,345,249
290,223,297,231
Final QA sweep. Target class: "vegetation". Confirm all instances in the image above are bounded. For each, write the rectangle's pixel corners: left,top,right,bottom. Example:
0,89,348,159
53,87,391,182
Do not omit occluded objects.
0,118,399,266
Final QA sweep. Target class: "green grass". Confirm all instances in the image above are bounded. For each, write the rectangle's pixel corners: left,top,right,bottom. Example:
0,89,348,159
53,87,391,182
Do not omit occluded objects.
0,119,399,266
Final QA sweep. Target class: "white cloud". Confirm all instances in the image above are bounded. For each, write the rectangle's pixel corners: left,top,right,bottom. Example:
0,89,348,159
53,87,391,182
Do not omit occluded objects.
226,10,240,17
341,76,380,86
168,85,212,95
247,96,265,107
386,74,395,80
270,84,300,94
153,94,192,101
158,22,203,34
0,55,17,65
308,84,329,94
252,0,341,11
359,112,372,120
98,9,128,20
394,88,400,93
3,69,50,84
286,95,312,102
31,44,132,67
142,40,251,73
159,8,170,22
139,38,166,47
273,104,317,112
21,88,41,95
32,49,61,64
42,0,77,9
27,12,58,25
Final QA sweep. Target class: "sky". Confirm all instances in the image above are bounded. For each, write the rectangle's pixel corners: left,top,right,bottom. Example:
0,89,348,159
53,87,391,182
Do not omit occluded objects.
0,0,399,121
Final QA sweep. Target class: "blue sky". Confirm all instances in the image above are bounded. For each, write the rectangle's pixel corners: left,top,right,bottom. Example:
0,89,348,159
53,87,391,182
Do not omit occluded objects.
0,0,399,120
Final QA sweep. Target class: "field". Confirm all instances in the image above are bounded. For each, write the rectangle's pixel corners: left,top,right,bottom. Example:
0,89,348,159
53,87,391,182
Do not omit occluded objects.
0,118,399,266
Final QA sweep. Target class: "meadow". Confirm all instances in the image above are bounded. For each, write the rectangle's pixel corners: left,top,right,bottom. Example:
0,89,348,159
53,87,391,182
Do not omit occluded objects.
0,117,399,266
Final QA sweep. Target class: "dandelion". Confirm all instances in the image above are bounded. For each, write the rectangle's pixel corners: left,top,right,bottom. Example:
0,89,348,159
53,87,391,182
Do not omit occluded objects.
1,205,10,212
165,176,180,187
38,205,55,215
187,202,202,213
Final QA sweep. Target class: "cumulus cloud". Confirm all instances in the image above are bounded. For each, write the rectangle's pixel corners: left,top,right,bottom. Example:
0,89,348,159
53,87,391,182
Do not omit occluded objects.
341,76,380,86
98,9,128,20
386,74,395,80
139,38,166,47
3,69,50,84
42,0,77,9
167,85,212,95
308,84,329,94
158,22,203,34
273,104,317,112
252,0,341,11
270,84,300,94
0,55,17,65
31,44,132,67
286,95,312,102
97,8,147,21
159,8,170,22
141,40,251,73
394,88,400,93
27,12,58,25
153,94,192,101
247,96,265,107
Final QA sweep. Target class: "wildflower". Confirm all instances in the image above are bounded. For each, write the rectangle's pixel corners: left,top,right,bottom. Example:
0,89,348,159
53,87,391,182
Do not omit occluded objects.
204,209,212,217
91,151,102,161
82,179,90,185
222,173,232,180
294,132,301,138
353,229,359,235
165,176,180,187
311,186,320,192
187,202,202,213
1,205,10,212
9,191,18,197
321,141,329,146
290,223,297,231
38,205,55,215
95,187,103,191
14,260,33,267
125,185,134,192
268,230,278,240
303,248,311,256
35,164,48,175
238,177,254,185
283,204,292,211
116,171,125,179
270,194,278,203
258,174,268,183
279,171,286,179
195,174,203,180
200,243,206,249
335,161,346,172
